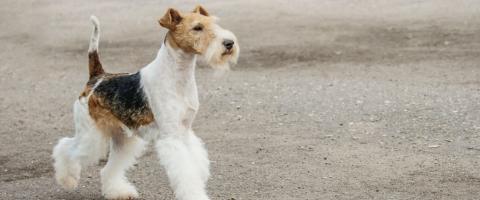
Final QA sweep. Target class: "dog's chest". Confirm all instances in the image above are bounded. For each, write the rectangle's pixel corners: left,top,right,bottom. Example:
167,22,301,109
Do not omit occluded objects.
177,84,199,129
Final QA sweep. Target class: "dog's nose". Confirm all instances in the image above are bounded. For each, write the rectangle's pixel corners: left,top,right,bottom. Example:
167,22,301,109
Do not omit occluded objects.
223,39,234,50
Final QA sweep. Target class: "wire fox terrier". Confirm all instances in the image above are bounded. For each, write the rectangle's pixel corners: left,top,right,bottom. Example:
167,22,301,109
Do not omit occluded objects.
52,6,239,200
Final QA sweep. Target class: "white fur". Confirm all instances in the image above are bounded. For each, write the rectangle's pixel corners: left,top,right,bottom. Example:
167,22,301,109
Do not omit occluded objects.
101,136,145,199
185,130,210,183
88,15,100,53
155,134,209,200
140,39,211,200
52,99,107,190
53,16,238,200
204,24,239,70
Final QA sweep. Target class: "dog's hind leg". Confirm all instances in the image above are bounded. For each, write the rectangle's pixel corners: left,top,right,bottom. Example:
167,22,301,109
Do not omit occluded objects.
52,99,108,190
100,132,145,200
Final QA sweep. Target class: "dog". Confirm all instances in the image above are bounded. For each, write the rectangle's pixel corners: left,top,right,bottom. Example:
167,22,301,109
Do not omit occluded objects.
52,5,239,200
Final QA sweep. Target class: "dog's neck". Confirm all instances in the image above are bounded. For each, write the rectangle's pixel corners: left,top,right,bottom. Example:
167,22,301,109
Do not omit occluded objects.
158,35,196,71
142,35,197,83
141,35,200,112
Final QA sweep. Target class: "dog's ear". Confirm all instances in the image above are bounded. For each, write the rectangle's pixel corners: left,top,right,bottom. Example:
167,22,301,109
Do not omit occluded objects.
159,8,183,30
192,5,209,16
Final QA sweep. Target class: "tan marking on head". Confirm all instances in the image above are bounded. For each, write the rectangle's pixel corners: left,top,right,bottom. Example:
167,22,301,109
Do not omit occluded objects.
159,8,183,31
192,5,209,16
159,6,216,54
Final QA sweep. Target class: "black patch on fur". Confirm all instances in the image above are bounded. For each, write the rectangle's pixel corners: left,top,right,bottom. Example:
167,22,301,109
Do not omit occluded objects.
93,72,152,128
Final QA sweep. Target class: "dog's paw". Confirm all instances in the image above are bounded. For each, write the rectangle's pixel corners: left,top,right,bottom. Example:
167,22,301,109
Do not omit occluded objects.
56,174,79,190
103,181,139,200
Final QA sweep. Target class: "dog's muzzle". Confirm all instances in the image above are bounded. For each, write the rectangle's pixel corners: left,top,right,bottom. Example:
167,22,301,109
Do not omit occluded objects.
222,39,234,55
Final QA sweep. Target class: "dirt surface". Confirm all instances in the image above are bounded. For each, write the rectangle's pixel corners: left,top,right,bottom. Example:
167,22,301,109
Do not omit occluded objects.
1,0,480,199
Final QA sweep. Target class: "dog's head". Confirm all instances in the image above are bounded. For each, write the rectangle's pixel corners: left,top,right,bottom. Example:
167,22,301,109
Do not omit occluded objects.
159,5,239,69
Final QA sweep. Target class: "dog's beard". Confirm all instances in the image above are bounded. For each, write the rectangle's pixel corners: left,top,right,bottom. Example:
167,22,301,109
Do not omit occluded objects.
203,25,239,71
203,39,239,71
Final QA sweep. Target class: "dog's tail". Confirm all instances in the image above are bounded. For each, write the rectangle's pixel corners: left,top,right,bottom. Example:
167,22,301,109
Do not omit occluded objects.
88,16,105,79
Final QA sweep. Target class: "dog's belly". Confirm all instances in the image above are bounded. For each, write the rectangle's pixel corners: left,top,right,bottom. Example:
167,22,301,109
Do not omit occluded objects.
89,72,154,130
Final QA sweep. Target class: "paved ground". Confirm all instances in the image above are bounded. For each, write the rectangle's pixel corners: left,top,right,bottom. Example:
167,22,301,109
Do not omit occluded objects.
1,0,480,199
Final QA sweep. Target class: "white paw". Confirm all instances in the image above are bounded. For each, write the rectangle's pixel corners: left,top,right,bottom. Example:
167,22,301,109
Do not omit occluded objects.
103,181,139,200
55,173,79,190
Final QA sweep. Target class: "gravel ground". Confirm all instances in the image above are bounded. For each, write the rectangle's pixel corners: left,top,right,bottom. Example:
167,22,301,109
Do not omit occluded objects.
1,0,480,199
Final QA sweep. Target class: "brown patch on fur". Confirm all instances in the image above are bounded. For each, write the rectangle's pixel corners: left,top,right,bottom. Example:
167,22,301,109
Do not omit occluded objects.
81,72,154,146
79,88,90,98
94,73,154,128
88,97,128,147
134,112,154,127
159,6,215,54
86,73,154,128
88,93,152,147
88,51,105,79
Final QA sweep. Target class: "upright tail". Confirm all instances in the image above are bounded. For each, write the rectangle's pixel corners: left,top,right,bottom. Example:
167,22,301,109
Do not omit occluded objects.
88,16,105,79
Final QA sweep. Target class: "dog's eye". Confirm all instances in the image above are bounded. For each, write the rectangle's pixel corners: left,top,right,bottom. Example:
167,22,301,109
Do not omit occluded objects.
193,25,203,31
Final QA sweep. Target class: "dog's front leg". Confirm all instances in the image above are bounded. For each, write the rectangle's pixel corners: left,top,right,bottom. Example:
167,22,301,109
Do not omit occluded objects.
155,124,210,200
